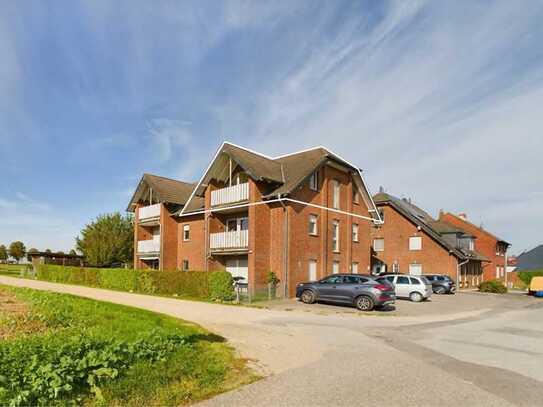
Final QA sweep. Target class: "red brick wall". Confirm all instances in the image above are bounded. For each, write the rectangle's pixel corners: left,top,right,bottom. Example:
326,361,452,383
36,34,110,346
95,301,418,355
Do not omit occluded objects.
370,203,460,279
160,205,178,271
439,213,507,283
178,214,206,271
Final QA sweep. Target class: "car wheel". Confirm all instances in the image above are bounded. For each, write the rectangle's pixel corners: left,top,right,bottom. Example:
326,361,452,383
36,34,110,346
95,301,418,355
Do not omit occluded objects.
355,295,374,311
409,292,423,302
300,290,316,304
435,286,446,295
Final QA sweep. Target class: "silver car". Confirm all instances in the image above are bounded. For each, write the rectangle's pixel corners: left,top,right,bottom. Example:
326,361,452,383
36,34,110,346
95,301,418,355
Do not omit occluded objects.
376,274,432,302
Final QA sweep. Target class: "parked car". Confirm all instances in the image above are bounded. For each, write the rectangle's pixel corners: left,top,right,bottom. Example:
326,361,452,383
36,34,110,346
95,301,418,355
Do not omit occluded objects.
528,276,543,296
424,274,456,294
296,274,395,311
375,274,432,302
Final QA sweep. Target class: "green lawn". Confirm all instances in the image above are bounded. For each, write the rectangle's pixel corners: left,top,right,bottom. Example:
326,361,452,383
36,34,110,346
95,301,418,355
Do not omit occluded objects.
0,263,26,276
0,285,258,406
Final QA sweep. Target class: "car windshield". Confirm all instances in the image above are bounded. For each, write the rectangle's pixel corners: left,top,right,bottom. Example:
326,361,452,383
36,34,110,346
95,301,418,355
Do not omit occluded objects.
420,277,431,284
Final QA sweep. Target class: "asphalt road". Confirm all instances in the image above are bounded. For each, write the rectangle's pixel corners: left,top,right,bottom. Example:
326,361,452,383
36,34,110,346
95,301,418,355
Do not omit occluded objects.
1,276,541,406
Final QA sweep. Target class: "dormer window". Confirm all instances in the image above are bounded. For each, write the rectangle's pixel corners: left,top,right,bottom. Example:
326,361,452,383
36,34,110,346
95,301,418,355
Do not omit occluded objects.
309,171,319,191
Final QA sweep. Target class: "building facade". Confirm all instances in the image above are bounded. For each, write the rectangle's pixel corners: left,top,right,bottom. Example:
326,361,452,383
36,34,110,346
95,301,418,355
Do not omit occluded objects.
439,212,510,284
370,192,488,288
128,142,381,297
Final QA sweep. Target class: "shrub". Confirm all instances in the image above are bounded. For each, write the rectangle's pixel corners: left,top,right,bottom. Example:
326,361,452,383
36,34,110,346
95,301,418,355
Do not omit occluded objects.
517,270,543,287
149,270,209,298
479,280,507,294
209,271,234,301
98,268,138,292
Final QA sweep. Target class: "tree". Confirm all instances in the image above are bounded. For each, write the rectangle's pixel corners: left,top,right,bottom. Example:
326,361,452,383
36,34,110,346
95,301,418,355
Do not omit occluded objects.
9,241,26,263
76,212,133,267
69,249,77,256
26,247,39,262
0,245,7,262
45,249,52,254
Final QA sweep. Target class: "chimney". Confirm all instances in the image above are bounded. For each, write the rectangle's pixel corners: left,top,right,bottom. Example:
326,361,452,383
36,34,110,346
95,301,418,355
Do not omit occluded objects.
458,212,467,220
438,209,444,218
379,186,384,193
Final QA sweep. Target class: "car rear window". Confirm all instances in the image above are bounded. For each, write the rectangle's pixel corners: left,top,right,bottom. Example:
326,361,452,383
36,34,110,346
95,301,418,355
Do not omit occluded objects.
409,277,420,285
425,275,435,281
397,276,409,284
437,276,445,281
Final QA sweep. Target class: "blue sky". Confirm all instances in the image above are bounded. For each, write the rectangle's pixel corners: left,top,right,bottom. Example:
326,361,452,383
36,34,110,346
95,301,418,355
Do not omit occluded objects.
1,0,542,254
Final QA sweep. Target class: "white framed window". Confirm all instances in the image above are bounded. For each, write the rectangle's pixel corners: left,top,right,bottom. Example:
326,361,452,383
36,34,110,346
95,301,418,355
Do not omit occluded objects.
332,220,340,252
308,214,318,235
182,259,189,271
392,262,399,273
332,180,340,209
351,262,359,274
309,171,319,191
352,224,359,242
409,236,422,251
332,261,340,274
373,238,384,252
496,266,500,278
409,263,422,275
353,189,359,204
183,224,190,241
308,259,317,281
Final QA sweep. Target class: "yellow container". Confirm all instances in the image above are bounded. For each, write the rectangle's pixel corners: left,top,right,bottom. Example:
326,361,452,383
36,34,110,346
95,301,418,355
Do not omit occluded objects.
529,276,543,294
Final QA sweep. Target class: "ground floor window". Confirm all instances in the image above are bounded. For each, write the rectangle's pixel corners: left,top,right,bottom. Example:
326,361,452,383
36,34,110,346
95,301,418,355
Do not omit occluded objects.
182,259,189,271
392,262,399,273
409,263,422,275
308,260,317,281
351,262,359,274
332,261,340,274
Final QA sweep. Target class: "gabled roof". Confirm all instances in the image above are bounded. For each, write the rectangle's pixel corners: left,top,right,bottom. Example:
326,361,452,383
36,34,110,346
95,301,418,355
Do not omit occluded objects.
126,173,200,212
373,192,486,262
180,142,380,219
222,143,284,184
440,212,510,246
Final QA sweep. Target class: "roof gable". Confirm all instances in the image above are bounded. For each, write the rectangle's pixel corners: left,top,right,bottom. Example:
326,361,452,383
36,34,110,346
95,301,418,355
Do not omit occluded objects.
126,174,197,211
440,212,510,245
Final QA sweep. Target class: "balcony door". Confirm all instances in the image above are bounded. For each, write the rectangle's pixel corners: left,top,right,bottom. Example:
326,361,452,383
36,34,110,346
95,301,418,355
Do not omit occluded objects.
226,257,248,282
226,217,248,232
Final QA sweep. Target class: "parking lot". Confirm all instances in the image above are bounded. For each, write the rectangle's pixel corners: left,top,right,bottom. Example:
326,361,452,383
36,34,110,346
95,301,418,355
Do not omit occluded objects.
257,290,535,317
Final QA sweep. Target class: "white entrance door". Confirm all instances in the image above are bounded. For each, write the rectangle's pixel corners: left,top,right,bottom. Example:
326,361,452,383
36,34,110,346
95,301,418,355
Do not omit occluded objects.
409,264,422,276
308,260,317,281
226,257,248,282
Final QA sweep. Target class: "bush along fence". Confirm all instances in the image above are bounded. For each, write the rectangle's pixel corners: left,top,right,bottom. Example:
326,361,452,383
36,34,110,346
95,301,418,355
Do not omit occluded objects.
33,265,234,301
517,270,543,287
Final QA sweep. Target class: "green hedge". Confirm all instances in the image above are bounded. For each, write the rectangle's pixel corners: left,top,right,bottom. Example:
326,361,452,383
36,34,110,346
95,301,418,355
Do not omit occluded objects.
479,279,507,294
35,265,233,301
517,270,543,286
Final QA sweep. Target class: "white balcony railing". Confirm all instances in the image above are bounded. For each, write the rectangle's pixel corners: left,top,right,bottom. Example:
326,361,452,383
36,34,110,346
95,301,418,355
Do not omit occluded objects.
210,230,249,250
137,239,160,253
138,203,161,220
211,183,249,207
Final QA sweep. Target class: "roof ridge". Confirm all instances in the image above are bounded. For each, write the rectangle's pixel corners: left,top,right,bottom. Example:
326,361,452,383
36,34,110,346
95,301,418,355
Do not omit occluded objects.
273,146,328,160
144,173,196,186
442,212,509,244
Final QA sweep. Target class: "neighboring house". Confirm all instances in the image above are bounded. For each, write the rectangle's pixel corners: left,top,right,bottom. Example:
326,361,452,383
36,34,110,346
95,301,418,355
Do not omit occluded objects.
28,251,84,268
516,244,543,271
507,255,518,273
439,212,510,283
370,191,488,288
127,142,381,297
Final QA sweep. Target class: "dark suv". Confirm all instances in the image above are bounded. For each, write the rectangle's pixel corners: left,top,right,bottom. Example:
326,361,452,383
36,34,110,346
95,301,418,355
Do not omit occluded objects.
424,274,456,294
295,274,395,311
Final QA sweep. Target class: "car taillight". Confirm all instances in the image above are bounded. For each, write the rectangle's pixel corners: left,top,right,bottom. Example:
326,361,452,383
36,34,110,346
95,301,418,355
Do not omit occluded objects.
375,284,392,292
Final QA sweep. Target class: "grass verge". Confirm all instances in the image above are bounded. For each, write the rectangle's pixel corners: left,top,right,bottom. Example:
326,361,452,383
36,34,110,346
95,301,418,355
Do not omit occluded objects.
0,285,258,406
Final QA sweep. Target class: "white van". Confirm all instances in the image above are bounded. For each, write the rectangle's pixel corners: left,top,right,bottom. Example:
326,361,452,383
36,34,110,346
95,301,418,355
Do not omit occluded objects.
376,274,433,302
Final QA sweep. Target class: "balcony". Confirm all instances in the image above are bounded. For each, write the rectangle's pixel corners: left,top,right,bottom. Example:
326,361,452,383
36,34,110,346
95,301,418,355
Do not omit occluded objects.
211,183,249,207
210,230,249,252
138,203,161,222
137,239,160,254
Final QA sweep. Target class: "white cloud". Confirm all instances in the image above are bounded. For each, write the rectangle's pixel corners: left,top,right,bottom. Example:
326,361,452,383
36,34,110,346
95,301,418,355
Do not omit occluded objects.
147,118,193,162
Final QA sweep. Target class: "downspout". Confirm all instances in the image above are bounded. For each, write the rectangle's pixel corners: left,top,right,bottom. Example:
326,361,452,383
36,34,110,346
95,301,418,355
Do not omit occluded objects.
457,258,469,290
279,195,289,298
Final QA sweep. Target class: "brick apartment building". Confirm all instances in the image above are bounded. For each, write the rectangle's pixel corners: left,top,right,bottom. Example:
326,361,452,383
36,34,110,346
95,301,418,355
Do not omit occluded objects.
127,142,382,297
370,191,489,288
439,212,510,284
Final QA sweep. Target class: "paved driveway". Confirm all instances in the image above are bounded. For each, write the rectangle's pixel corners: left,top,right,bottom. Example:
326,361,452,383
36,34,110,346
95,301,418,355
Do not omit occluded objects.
2,276,542,406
